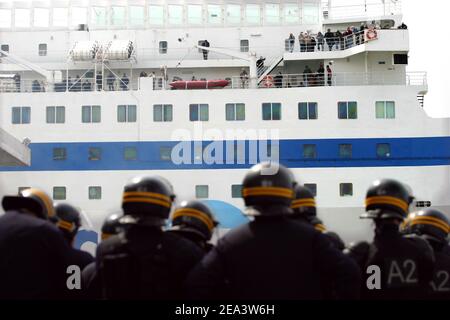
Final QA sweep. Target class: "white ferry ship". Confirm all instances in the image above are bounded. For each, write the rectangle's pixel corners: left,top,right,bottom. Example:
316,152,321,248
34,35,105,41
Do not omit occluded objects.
0,0,447,250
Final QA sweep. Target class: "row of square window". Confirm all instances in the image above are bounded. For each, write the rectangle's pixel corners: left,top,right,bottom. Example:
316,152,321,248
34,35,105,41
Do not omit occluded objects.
52,143,392,162
19,183,353,202
0,4,318,29
11,102,396,124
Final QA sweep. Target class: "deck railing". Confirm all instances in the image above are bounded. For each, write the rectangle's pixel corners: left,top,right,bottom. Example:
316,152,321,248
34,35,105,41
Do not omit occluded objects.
0,72,426,93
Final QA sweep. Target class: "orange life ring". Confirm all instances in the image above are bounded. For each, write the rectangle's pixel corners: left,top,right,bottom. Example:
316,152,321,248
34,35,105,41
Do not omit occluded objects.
366,29,378,40
263,75,274,88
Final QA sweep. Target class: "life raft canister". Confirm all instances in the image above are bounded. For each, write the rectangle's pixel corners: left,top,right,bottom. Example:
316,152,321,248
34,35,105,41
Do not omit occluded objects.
263,75,274,88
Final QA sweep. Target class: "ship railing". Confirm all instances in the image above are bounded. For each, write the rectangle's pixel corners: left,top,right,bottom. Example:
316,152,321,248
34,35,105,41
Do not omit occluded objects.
324,0,402,20
229,71,427,89
0,76,139,93
1,72,426,93
285,30,367,53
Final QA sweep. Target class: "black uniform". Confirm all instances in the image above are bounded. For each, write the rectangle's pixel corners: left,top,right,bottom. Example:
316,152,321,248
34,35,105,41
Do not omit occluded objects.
96,225,204,300
0,210,70,299
68,247,94,270
346,224,435,300
187,216,361,300
428,242,450,299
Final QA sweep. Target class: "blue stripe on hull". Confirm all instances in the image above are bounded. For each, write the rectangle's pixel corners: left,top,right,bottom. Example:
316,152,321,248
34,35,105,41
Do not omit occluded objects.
1,137,450,171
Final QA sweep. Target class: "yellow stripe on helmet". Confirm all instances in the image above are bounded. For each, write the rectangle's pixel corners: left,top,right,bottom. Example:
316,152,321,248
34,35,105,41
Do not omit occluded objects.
21,188,55,218
410,216,450,233
172,208,215,231
291,199,316,209
242,187,294,199
122,197,171,208
57,220,75,232
315,224,327,233
123,191,172,203
365,196,409,213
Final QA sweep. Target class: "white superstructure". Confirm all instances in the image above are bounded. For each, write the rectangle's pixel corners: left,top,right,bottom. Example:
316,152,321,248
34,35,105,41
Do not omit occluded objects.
0,0,448,248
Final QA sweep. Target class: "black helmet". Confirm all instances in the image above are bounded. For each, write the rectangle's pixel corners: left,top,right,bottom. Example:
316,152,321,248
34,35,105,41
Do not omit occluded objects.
53,203,81,242
2,188,54,220
170,200,218,241
409,209,450,244
101,213,123,240
122,176,173,219
157,176,176,203
361,179,411,220
242,162,295,215
291,185,317,218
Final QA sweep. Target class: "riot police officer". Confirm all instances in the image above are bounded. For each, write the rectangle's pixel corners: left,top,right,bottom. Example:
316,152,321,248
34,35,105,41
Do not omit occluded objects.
187,162,361,300
345,179,435,300
53,203,94,270
0,188,70,299
407,209,450,299
168,200,218,253
82,212,123,300
96,176,203,299
291,185,345,250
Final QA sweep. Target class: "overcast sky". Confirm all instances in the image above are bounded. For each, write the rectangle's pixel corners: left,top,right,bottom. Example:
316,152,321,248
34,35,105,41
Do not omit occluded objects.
403,0,450,117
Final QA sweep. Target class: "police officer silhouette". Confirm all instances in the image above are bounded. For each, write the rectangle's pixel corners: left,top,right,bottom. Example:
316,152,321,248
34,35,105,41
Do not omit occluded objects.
187,162,361,300
345,179,435,300
96,176,203,299
291,185,346,250
407,209,450,299
168,200,218,253
0,188,71,299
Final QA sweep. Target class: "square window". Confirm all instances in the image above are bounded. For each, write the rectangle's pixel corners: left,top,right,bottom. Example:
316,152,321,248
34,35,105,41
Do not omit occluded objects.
89,186,102,200
154,105,163,122
127,105,137,122
91,6,107,26
299,102,318,120
377,144,391,158
272,103,281,120
190,104,209,121
340,183,353,197
12,107,21,124
196,185,209,199
199,104,209,121
124,147,137,161
208,5,222,24
339,144,352,158
46,107,55,123
56,107,65,123
376,101,385,119
303,144,317,159
111,6,126,26
163,105,173,122
168,5,183,25
149,5,164,25
117,105,126,122
89,147,102,161
265,4,280,24
232,185,243,198
246,4,261,25
240,40,249,52
338,102,357,119
38,43,47,56
53,187,66,200
226,103,245,121
348,102,358,119
129,6,145,26
188,5,202,25
53,148,67,161
22,107,31,124
262,103,281,121
304,184,317,197
159,41,168,54
92,106,101,122
160,147,172,161
226,5,241,24
386,102,395,119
